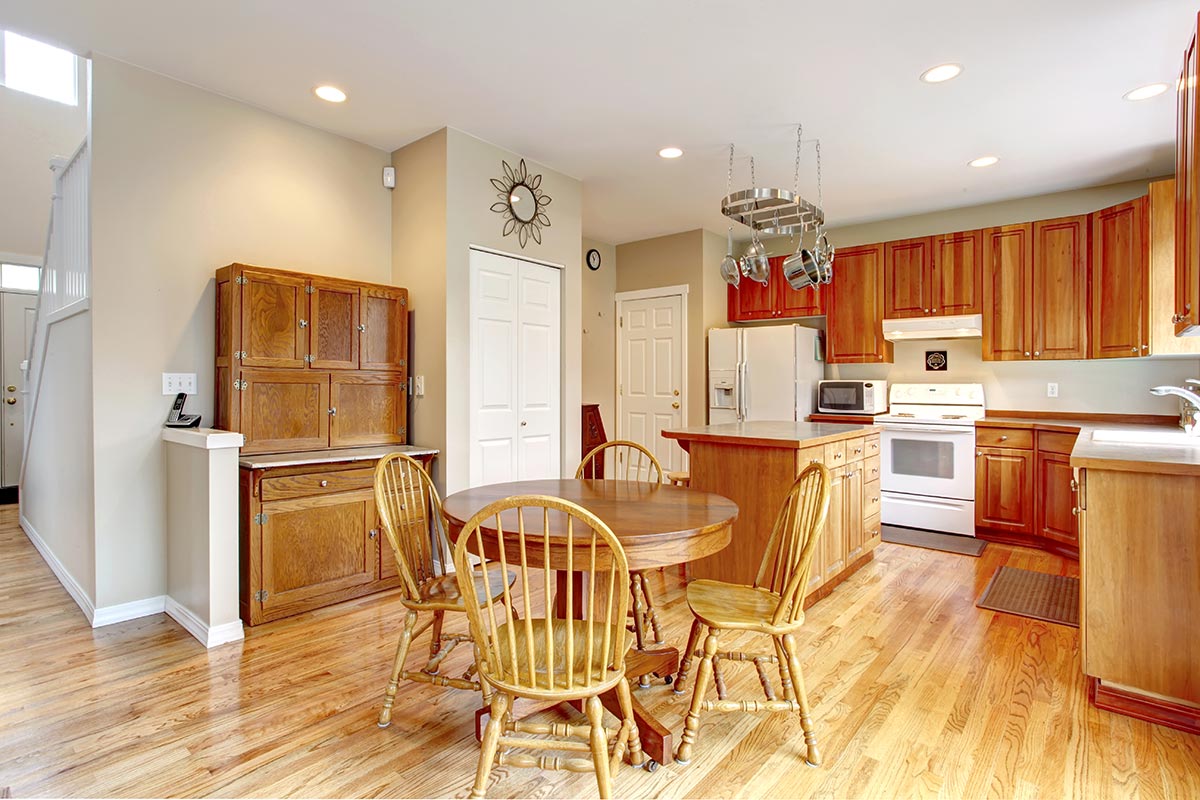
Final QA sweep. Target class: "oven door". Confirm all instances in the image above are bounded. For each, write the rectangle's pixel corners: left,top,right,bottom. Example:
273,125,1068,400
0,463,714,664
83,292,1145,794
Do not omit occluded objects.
879,424,976,501
817,381,865,413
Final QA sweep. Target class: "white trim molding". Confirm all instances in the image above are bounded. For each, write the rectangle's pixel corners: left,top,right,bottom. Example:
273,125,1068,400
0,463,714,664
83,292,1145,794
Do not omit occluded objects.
92,595,167,628
165,597,245,648
20,511,95,623
614,284,691,302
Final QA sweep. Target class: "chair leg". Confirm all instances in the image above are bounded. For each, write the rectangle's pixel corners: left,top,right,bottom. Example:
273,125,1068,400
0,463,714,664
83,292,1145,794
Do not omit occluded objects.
639,575,665,645
378,609,418,728
615,676,646,768
773,636,795,702
672,618,705,695
675,628,719,766
427,609,445,664
470,691,511,799
586,695,613,799
782,633,821,768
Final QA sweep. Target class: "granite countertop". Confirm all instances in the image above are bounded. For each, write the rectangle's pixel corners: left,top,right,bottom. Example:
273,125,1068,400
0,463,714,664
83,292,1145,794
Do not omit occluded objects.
240,444,439,469
662,421,875,449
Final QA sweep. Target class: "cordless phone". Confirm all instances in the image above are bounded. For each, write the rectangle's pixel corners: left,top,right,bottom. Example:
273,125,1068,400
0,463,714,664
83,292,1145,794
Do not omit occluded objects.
164,392,202,428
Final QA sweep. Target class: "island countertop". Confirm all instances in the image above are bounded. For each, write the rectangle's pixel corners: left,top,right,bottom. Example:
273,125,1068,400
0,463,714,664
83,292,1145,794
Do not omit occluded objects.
662,421,874,450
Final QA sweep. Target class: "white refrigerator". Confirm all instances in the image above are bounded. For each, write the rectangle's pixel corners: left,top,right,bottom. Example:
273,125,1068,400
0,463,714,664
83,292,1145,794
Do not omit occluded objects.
708,325,823,423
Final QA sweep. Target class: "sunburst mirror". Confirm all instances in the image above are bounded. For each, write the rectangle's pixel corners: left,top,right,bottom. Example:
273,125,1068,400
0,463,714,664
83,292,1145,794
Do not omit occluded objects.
490,159,552,247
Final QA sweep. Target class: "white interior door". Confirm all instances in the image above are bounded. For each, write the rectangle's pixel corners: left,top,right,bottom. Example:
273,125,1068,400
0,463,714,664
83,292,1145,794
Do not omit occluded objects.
619,293,684,475
2,292,36,487
469,250,561,487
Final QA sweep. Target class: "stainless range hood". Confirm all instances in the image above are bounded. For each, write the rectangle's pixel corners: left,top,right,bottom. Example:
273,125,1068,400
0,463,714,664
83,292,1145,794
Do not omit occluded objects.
882,313,983,341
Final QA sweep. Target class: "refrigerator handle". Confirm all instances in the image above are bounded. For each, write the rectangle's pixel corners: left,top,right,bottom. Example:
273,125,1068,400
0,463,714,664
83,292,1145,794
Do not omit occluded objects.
740,361,749,421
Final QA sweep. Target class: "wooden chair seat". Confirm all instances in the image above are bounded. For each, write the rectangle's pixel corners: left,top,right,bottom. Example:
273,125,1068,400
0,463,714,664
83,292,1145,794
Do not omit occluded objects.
685,579,800,634
486,618,633,697
418,569,516,610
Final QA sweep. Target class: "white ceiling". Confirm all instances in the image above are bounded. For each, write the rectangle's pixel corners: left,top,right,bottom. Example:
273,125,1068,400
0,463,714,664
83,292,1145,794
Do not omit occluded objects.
1,1,1193,244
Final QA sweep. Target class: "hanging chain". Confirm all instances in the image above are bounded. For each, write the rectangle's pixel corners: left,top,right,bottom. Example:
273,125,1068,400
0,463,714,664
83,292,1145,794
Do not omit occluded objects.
793,124,804,196
726,142,734,197
749,155,756,190
815,140,824,214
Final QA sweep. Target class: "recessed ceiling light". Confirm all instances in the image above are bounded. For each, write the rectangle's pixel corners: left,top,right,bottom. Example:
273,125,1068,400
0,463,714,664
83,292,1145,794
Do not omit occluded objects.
658,147,684,159
920,63,962,83
1123,83,1168,102
969,155,999,168
314,85,347,103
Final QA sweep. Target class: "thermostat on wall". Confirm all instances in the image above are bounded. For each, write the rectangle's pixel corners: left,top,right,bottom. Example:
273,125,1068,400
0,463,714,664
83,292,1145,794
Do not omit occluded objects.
382,166,396,189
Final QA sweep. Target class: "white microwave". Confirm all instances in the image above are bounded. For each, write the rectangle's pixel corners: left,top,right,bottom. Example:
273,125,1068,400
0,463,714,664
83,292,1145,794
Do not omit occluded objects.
817,380,887,415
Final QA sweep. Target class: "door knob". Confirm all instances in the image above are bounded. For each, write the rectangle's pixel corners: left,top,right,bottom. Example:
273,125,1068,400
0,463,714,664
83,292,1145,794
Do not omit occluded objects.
520,421,528,426
3,398,14,405
673,389,680,396
672,402,680,409
5,385,14,393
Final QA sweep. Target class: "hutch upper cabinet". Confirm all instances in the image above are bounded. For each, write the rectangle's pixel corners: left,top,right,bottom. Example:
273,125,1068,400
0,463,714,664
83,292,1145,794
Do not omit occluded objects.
216,263,409,454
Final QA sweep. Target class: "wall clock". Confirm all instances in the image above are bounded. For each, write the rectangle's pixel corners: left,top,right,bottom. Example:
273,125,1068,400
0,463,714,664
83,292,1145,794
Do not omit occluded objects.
586,248,601,271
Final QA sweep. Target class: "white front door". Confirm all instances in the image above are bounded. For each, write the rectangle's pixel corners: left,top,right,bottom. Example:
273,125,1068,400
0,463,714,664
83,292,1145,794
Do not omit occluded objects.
2,292,36,487
469,249,561,487
618,292,684,474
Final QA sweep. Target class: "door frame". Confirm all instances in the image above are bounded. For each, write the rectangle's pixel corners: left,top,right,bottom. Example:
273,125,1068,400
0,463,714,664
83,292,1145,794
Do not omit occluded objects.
614,284,689,464
467,245,567,486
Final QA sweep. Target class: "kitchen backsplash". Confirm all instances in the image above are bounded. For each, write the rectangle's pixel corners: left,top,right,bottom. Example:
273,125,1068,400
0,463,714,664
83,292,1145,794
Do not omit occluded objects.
826,339,1200,415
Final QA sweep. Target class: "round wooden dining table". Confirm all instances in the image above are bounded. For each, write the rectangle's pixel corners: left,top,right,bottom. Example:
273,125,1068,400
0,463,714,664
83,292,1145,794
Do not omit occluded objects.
442,478,739,768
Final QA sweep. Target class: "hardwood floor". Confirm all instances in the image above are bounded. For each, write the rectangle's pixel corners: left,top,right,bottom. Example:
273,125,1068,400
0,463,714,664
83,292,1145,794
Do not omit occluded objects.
2,504,1198,798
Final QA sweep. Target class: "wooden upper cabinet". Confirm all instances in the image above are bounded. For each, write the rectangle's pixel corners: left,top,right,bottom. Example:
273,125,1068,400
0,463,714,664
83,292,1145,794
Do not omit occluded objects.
239,369,330,454
975,447,1034,535
776,257,826,318
330,372,406,448
241,270,309,369
1031,215,1089,360
827,243,892,364
931,230,983,315
1090,198,1149,359
883,237,932,318
983,224,1034,361
1177,22,1200,335
727,258,778,321
309,278,360,370
360,287,408,372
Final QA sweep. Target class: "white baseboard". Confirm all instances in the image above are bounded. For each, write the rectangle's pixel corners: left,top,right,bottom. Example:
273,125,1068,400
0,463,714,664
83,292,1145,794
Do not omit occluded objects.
165,596,245,648
92,594,166,628
20,512,96,624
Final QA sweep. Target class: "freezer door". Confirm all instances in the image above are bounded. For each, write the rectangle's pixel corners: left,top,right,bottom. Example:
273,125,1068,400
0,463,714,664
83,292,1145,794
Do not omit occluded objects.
743,325,799,421
707,327,741,372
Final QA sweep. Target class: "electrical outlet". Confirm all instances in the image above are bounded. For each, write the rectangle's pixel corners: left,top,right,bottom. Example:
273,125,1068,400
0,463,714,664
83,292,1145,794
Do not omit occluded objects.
162,373,197,395
414,375,425,397
1047,382,1059,398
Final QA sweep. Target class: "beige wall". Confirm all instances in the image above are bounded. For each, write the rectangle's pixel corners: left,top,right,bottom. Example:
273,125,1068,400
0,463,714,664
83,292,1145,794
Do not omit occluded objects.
0,57,88,261
89,57,393,607
581,238,616,436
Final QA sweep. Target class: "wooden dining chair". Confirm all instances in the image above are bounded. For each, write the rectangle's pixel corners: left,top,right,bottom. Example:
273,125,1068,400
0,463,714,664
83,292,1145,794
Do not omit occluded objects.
453,495,645,799
373,453,514,728
672,462,832,768
576,440,666,656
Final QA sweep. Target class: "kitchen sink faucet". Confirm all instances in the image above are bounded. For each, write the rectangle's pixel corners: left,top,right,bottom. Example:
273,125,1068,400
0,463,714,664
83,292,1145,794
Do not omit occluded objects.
1150,380,1200,434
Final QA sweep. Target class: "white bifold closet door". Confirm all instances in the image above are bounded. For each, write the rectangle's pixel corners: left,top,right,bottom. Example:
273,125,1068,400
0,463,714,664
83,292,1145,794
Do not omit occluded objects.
469,249,562,487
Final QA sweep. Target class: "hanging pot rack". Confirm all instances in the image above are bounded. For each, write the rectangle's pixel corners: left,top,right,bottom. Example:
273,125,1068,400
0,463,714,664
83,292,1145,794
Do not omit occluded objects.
720,187,823,236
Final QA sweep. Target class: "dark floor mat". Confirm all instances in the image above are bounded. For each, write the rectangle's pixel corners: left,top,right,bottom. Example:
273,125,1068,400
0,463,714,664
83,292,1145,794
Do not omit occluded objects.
881,524,987,557
976,566,1079,628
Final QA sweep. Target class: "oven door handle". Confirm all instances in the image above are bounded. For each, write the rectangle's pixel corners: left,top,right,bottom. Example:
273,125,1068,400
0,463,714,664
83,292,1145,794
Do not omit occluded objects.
880,425,974,435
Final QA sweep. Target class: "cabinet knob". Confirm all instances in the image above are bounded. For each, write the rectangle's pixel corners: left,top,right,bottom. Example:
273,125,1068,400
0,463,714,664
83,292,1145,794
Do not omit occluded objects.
1131,347,1138,354
1070,479,1077,491
358,324,366,332
1071,507,1079,516
319,479,328,487
999,435,1008,441
299,319,308,328
1024,351,1031,357
834,452,843,459
1033,351,1040,357
976,450,982,456
327,407,337,416
369,528,379,539
854,447,863,454
932,308,937,314
1141,344,1149,351
521,420,528,426
924,308,930,314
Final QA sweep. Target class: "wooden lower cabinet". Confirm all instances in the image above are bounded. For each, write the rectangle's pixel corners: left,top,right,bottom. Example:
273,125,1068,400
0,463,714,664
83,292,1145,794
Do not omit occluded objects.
975,447,1034,535
240,449,436,625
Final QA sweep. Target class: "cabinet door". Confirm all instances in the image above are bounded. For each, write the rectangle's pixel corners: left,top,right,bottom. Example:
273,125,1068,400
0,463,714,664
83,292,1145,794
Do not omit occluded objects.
1177,27,1200,336
975,447,1034,535
330,372,406,448
728,257,778,321
1036,450,1078,546
241,270,309,369
776,257,826,318
983,224,1034,361
884,237,933,319
1091,198,1149,359
259,490,378,617
240,369,330,453
823,467,848,583
360,287,408,372
843,465,865,564
931,229,983,315
1032,215,1089,360
310,278,360,370
827,244,892,364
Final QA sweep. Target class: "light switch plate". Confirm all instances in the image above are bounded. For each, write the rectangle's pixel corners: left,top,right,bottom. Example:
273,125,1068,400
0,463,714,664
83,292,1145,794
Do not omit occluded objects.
414,375,425,397
1047,382,1059,398
163,373,197,395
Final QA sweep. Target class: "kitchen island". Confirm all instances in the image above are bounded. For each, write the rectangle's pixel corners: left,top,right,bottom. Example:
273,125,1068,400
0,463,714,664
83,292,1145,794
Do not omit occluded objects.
663,422,880,606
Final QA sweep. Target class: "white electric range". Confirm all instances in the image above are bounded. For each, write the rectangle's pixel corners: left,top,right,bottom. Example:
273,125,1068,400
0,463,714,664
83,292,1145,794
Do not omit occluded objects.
874,383,985,537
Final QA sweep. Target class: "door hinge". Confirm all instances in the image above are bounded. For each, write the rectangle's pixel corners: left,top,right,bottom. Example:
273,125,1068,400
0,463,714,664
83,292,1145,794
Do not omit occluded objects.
235,275,247,285
304,354,315,363
253,512,268,524
399,358,407,366
619,383,623,396
328,407,337,416
235,350,246,360
306,285,315,294
254,589,269,602
234,379,247,391
398,425,407,438
619,316,624,327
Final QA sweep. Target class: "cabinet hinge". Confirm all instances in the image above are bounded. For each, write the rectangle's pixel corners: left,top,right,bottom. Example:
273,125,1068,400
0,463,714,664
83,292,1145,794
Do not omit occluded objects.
357,324,366,333
253,512,268,524
235,350,246,360
399,358,406,366
235,275,247,285
304,354,315,363
254,589,269,602
306,285,315,294
398,425,407,438
400,297,407,306
234,379,247,391
328,407,337,416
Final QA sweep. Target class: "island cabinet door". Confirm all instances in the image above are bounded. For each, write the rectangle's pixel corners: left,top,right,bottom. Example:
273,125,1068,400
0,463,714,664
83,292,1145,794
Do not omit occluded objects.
330,372,407,448
360,287,408,372
309,278,360,370
983,224,1034,361
822,466,849,583
258,490,379,622
843,464,866,564
240,269,310,369
239,369,331,454
975,447,1034,535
